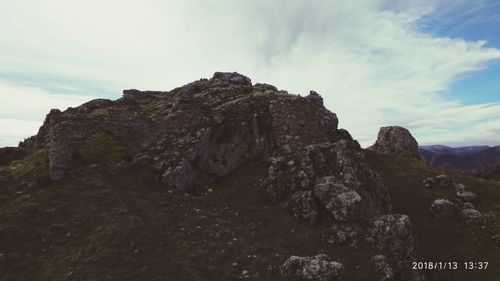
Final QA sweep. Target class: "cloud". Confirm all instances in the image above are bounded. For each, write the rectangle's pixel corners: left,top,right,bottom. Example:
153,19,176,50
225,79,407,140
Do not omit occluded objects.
1,0,500,147
0,82,93,146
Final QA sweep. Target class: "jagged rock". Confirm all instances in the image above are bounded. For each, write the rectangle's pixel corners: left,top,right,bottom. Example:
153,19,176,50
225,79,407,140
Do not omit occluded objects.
430,199,456,219
371,255,394,281
281,254,344,281
367,214,424,281
460,209,485,226
368,126,420,159
290,191,319,226
313,176,363,222
456,191,477,202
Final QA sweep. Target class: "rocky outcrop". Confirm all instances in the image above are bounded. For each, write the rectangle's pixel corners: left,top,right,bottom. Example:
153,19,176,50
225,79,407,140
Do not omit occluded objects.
430,199,456,220
264,140,392,224
281,254,344,281
369,126,420,159
18,72,425,280
20,72,340,189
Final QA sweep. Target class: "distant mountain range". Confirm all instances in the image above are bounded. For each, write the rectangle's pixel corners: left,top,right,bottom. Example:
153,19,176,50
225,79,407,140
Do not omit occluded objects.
419,145,500,177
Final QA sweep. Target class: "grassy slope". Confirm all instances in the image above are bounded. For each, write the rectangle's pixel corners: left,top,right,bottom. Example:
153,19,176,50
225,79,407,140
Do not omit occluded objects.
0,154,380,281
3,148,499,281
366,151,500,281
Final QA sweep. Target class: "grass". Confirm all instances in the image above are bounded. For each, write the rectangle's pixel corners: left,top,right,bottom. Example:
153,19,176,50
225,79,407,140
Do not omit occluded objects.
78,132,127,163
0,158,382,281
366,151,500,281
2,148,499,280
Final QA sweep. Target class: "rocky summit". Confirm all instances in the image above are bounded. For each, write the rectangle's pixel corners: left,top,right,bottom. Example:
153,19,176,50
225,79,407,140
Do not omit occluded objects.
1,72,499,281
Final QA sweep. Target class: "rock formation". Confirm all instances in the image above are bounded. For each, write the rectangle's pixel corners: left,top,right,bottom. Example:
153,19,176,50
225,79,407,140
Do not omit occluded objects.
369,126,420,159
18,72,425,280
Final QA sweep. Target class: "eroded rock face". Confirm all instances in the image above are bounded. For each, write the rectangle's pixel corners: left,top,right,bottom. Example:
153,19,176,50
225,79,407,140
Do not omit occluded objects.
281,254,344,281
369,126,420,159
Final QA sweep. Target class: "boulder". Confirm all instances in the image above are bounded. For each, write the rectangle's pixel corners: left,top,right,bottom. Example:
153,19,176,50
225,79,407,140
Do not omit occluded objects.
367,214,424,281
435,174,453,187
460,209,485,226
313,176,363,222
368,126,420,159
430,199,456,219
281,254,344,281
456,191,477,202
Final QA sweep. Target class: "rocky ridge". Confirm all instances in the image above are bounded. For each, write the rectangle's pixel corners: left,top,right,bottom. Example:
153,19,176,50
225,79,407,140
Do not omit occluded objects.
11,72,425,280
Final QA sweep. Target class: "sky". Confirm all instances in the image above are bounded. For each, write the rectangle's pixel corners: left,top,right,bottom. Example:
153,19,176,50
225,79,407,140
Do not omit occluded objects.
1,0,500,147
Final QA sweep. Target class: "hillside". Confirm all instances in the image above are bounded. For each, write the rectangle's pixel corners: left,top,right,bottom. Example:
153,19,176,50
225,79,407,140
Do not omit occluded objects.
1,72,499,281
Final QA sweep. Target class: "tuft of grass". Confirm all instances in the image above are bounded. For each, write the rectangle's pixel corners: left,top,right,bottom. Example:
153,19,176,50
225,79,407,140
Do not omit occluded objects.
78,132,127,163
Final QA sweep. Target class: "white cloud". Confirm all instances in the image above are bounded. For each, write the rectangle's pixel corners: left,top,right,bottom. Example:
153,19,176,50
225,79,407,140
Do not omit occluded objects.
1,0,500,147
0,82,93,146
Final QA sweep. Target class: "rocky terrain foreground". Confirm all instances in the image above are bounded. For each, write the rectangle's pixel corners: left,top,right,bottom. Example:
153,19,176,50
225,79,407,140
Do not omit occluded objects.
0,72,499,281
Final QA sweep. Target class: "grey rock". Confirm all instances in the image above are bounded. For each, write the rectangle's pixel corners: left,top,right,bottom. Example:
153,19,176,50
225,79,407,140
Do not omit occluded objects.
456,191,477,202
368,126,420,159
430,199,456,219
367,214,424,281
281,254,344,281
314,176,363,222
435,174,453,187
460,209,485,226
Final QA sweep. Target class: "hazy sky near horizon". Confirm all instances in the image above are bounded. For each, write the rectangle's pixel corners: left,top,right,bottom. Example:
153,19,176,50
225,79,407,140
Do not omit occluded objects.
1,0,500,147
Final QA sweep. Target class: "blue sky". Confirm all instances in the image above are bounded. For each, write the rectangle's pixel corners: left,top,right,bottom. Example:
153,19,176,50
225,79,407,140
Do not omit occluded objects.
1,0,500,147
418,0,500,106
